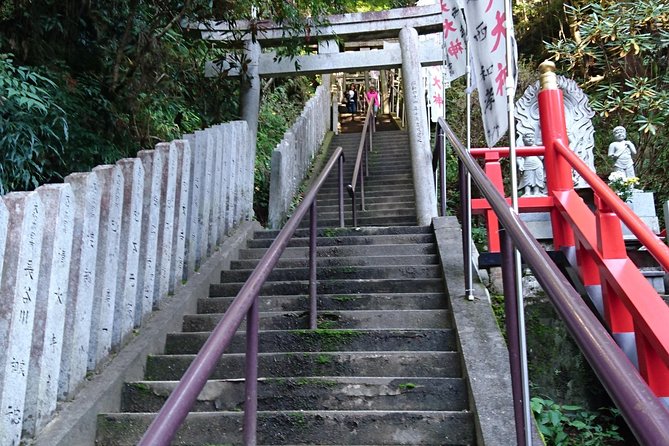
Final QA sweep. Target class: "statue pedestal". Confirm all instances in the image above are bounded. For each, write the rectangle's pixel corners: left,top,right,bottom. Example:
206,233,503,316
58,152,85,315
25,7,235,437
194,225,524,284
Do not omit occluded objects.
622,191,660,239
519,211,553,240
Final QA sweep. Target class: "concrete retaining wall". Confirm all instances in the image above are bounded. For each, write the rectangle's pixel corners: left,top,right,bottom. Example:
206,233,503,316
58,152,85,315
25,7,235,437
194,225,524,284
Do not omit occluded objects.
268,85,331,228
0,121,253,445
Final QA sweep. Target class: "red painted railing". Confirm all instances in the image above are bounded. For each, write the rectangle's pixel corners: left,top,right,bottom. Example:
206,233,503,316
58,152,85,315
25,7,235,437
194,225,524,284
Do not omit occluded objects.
444,61,669,442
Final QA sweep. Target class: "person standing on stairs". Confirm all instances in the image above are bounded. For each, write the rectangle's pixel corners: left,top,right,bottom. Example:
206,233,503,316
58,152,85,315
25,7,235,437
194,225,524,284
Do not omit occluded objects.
346,84,358,119
366,85,380,123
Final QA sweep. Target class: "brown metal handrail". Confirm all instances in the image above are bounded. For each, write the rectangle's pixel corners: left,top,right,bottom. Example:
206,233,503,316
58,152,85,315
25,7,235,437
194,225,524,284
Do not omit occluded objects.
138,147,345,446
440,117,669,445
347,101,375,226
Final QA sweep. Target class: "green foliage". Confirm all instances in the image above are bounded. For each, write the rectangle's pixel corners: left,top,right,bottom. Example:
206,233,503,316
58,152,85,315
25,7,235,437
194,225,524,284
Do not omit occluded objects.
545,0,669,200
254,77,314,224
0,54,68,193
531,396,624,446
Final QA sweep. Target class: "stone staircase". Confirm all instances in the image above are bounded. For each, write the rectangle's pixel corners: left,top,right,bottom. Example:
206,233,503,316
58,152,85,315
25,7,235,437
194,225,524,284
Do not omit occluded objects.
305,130,418,228
95,129,476,445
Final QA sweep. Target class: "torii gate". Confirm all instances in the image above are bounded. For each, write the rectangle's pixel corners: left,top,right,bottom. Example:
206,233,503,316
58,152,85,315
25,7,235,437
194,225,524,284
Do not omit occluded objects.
192,4,446,224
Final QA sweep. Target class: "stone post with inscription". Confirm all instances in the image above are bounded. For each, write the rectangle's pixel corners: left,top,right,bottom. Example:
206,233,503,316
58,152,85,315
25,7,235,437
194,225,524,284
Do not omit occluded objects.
114,158,144,346
89,165,124,369
59,171,101,401
0,192,45,445
171,140,191,287
23,184,74,436
399,26,438,225
154,143,177,304
136,150,162,324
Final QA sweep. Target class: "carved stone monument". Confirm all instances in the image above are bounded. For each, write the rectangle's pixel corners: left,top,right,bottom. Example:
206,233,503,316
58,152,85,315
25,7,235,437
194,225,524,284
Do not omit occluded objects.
516,75,596,189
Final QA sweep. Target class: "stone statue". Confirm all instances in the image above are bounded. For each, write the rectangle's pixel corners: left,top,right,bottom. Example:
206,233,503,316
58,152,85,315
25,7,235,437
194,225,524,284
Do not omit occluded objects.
608,126,636,178
517,133,546,196
515,75,596,188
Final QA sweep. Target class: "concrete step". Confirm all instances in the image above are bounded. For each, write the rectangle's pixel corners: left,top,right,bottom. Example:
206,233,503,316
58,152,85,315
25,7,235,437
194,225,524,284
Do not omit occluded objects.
165,328,456,354
245,233,435,249
252,225,432,239
316,194,415,207
96,410,474,446
209,278,445,298
220,264,442,283
198,292,446,314
231,254,439,269
238,243,437,260
182,309,451,332
301,215,418,229
316,200,416,212
121,377,467,413
145,351,462,381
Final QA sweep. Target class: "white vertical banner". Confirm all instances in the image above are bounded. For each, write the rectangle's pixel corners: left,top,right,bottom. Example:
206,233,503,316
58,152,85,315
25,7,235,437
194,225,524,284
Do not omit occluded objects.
464,0,517,147
440,0,467,82
426,65,445,122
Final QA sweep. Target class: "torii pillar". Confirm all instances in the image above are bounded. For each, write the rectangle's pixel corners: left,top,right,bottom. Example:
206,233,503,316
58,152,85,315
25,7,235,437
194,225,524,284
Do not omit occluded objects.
240,40,261,150
399,26,438,225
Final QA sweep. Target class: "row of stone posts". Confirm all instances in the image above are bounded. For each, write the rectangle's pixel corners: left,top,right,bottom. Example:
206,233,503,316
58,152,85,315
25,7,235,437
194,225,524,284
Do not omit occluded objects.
267,85,331,228
0,121,253,445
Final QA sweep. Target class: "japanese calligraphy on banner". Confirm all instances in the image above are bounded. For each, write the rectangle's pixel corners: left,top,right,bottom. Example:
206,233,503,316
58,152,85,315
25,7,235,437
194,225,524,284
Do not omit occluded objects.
440,0,467,83
426,65,444,122
463,0,517,147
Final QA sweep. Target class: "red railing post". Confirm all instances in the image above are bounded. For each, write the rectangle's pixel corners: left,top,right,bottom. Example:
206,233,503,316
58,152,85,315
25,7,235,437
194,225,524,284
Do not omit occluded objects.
537,61,575,251
594,195,634,336
483,151,503,252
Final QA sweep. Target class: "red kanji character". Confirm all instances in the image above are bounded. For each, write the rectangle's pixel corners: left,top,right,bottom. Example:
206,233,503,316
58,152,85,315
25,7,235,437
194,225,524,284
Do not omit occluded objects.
440,0,450,13
495,62,507,96
448,39,464,59
433,94,444,106
433,76,442,89
491,11,506,52
443,19,456,38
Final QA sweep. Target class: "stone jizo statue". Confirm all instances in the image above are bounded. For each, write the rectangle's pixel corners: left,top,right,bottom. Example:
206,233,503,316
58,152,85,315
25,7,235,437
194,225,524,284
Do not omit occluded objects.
517,133,546,196
608,126,636,178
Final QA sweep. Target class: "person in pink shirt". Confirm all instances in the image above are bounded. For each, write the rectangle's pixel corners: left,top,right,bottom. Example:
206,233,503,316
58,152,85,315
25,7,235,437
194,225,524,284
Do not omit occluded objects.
366,86,380,121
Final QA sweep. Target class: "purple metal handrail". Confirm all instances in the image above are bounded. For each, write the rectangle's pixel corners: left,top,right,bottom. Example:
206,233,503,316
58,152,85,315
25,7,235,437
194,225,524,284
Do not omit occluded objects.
442,120,669,445
138,146,345,446
347,102,374,227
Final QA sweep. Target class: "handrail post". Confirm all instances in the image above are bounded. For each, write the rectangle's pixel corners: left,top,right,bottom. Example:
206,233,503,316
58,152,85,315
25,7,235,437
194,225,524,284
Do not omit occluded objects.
309,201,318,329
458,158,472,294
243,298,259,445
500,228,526,446
537,61,575,250
338,155,344,228
369,115,374,153
438,125,446,216
360,163,366,212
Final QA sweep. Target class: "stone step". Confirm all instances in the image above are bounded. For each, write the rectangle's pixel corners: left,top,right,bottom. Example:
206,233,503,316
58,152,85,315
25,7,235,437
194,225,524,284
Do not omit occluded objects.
252,225,432,240
245,233,435,249
145,351,461,381
316,200,417,213
120,377,467,413
96,410,474,446
321,179,415,191
316,194,415,207
165,328,456,354
182,309,451,332
209,278,445,298
301,215,417,229
238,243,437,260
198,292,446,314
220,264,442,283
231,254,439,270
